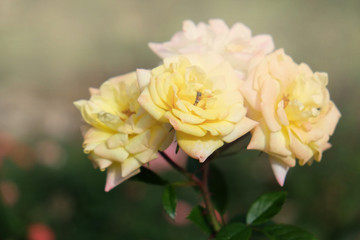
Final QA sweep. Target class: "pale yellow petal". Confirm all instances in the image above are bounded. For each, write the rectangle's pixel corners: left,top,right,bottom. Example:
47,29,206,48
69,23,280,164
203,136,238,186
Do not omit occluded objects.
136,69,151,91
106,133,129,149
83,128,112,153
247,125,267,151
276,101,289,126
133,149,156,164
200,121,235,136
92,157,112,170
125,130,151,154
269,131,292,157
121,157,142,177
138,88,166,121
315,102,341,135
225,104,247,123
172,108,205,124
260,78,282,132
222,117,257,143
105,164,140,192
288,130,313,165
149,124,175,151
176,132,223,162
150,80,169,109
165,112,207,137
94,142,129,163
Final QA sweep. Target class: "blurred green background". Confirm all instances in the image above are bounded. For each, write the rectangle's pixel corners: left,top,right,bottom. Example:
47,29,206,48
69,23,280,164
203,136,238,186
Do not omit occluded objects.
0,0,359,239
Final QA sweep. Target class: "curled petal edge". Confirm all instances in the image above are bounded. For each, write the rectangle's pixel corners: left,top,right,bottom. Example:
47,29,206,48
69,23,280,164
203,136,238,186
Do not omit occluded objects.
269,157,290,187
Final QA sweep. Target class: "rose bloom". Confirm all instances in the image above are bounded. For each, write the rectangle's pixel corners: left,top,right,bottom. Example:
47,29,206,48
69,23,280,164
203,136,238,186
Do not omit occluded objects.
74,72,174,191
137,53,257,162
241,49,341,185
149,19,274,77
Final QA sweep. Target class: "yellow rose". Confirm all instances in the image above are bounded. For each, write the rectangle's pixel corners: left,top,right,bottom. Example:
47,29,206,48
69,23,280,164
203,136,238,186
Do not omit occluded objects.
241,49,341,185
137,53,257,162
74,72,174,191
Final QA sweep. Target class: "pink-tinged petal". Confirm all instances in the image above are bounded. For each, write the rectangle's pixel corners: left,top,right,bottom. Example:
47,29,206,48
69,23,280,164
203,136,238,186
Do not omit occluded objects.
176,132,223,162
148,42,173,58
269,157,289,187
228,23,251,41
105,164,140,192
252,35,275,54
136,69,152,91
183,20,199,40
222,117,258,143
209,19,229,35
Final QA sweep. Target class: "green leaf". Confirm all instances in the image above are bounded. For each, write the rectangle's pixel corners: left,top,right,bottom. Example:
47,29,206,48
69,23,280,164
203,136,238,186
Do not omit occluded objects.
216,223,252,240
246,191,287,225
209,164,228,214
131,167,168,185
162,185,177,219
187,206,212,234
263,224,317,240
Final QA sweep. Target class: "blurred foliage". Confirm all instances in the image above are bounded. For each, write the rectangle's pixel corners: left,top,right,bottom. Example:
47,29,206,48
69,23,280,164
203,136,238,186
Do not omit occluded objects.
0,0,360,239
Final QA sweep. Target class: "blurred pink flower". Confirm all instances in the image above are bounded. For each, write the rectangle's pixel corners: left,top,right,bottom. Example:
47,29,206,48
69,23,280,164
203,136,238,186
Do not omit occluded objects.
27,223,56,240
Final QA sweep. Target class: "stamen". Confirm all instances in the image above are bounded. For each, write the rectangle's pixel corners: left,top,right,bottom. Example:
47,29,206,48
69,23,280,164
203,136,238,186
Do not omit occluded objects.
283,94,290,108
194,91,202,105
123,109,135,117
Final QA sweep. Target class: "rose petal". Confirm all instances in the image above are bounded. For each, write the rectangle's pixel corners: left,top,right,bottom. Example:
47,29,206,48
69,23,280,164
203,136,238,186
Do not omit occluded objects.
176,132,223,162
269,157,289,187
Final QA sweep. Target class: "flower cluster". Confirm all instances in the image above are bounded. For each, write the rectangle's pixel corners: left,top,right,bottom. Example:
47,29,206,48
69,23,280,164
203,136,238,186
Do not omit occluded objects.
75,19,340,190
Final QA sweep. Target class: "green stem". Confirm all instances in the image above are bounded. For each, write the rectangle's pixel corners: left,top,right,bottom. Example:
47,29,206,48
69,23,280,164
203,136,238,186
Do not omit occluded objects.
201,162,222,233
159,151,222,233
159,151,201,185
